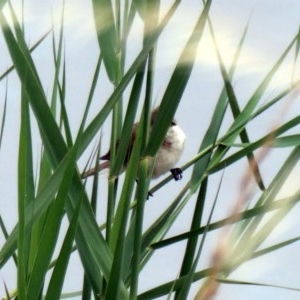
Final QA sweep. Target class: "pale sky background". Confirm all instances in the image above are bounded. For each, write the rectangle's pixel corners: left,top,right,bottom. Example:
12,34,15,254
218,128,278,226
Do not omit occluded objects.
1,0,300,299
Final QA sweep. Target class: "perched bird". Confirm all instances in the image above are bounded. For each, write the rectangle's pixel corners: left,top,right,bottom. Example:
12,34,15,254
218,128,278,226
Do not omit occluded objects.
82,107,186,181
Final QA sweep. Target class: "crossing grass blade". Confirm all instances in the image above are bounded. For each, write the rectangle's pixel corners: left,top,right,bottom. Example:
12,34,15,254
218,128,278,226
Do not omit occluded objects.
75,54,102,140
150,192,300,249
208,33,300,187
145,0,212,156
229,147,300,255
210,18,265,190
139,233,300,299
209,115,300,174
189,17,250,190
0,29,51,82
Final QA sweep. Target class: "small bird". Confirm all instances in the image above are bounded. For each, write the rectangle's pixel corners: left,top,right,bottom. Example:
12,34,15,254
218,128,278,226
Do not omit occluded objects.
82,107,186,181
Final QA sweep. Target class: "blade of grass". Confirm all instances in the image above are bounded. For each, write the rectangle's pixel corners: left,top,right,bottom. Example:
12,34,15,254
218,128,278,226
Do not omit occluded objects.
139,234,300,299
209,115,300,174
176,19,250,297
75,54,102,140
18,85,34,300
0,151,71,266
211,30,300,170
105,62,146,250
82,138,102,300
150,192,300,249
26,3,66,284
105,109,144,299
161,80,300,188
210,16,265,190
26,140,79,299
0,29,51,82
141,184,190,251
217,278,300,293
92,0,119,84
145,0,212,157
129,1,159,292
224,134,300,148
110,63,146,176
50,5,63,117
135,185,192,279
190,15,250,190
45,180,83,300
58,56,73,147
230,147,300,266
177,171,224,300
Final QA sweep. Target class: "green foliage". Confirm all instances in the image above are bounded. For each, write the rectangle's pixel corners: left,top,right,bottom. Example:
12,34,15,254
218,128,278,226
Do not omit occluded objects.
0,1,300,299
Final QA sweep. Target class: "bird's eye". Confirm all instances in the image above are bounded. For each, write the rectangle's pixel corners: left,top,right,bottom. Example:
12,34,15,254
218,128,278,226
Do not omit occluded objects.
171,120,177,126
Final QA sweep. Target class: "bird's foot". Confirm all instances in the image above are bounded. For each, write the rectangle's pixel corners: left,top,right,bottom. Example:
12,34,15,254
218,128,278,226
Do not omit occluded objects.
170,168,183,181
147,191,153,199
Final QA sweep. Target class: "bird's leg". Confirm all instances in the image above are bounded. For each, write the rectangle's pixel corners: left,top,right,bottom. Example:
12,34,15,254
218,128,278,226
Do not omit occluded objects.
170,168,183,181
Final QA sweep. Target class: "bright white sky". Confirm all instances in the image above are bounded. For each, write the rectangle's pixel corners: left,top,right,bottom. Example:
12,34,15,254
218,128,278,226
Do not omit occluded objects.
1,0,300,299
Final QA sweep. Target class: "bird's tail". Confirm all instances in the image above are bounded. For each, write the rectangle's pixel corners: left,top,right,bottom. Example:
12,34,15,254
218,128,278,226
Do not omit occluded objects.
81,161,110,179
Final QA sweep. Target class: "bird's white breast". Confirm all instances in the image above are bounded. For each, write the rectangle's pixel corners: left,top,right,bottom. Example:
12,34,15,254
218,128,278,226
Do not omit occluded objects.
152,124,186,178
